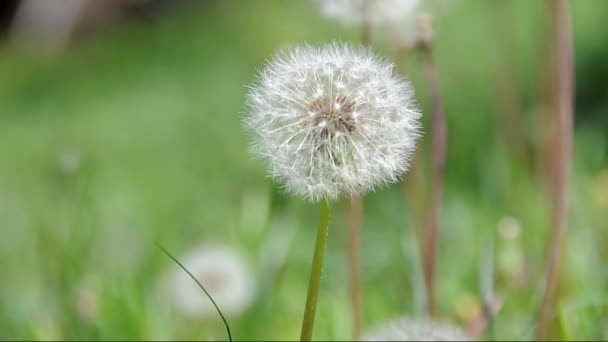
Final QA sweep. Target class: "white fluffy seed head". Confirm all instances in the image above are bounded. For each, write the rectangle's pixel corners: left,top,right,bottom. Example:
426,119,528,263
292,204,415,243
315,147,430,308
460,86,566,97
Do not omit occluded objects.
172,245,255,318
245,43,421,202
362,317,471,341
321,0,420,26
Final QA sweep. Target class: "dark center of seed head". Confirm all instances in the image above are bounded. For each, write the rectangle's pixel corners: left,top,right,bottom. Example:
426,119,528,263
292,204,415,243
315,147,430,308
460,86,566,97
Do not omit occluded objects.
308,95,358,134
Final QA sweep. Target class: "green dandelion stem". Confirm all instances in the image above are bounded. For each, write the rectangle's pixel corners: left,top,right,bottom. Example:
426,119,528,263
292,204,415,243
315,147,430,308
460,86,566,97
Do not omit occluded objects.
300,199,332,341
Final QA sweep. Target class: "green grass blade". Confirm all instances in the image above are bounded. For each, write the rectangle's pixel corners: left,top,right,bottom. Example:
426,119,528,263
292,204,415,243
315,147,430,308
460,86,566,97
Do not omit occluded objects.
154,242,233,342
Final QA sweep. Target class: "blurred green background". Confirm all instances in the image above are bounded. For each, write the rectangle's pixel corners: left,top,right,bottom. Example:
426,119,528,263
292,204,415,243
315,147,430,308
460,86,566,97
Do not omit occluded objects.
0,0,606,340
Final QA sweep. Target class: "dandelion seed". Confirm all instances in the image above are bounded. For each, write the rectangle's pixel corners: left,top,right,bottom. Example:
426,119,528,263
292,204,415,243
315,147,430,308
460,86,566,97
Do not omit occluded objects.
320,0,420,26
244,43,421,201
172,245,255,318
362,317,471,341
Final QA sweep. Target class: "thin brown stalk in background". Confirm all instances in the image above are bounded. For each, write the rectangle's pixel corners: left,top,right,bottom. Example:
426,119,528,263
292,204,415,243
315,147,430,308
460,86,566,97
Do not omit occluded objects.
346,16,371,341
395,43,427,233
467,295,504,339
536,0,574,339
402,143,426,230
361,20,371,46
416,14,447,318
389,26,429,316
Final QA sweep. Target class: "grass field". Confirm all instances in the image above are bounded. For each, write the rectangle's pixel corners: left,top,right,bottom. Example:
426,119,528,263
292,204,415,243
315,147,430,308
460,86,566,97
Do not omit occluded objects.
0,0,607,340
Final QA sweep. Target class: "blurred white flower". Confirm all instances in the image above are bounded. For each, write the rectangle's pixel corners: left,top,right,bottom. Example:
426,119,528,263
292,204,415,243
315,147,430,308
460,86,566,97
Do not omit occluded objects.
497,216,521,241
362,317,471,341
245,43,421,201
11,0,87,54
57,148,82,174
33,315,63,341
75,286,100,324
172,245,255,318
320,0,419,26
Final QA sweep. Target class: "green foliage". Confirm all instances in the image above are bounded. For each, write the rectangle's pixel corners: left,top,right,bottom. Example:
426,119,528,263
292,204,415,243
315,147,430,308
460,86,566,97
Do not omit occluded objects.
0,0,606,340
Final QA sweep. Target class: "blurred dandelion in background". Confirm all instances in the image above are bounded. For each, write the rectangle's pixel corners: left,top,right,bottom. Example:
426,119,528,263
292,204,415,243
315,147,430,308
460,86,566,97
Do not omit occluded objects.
496,216,527,288
320,0,419,26
171,245,255,318
56,148,82,175
497,216,521,242
0,0,605,340
74,285,101,325
361,317,471,341
10,0,86,53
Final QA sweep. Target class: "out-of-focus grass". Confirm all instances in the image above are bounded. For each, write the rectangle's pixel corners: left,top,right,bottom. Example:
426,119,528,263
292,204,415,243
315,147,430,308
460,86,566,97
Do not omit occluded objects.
0,0,607,340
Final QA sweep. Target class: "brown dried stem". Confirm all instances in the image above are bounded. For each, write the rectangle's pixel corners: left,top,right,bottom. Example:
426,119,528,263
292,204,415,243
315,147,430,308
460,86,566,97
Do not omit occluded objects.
346,18,371,341
361,21,371,46
397,45,427,230
419,41,447,318
536,0,574,339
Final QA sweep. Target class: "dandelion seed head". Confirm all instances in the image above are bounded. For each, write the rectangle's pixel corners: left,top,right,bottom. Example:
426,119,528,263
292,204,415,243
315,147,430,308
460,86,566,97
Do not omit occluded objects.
321,0,420,26
362,317,471,341
172,245,255,318
245,43,421,201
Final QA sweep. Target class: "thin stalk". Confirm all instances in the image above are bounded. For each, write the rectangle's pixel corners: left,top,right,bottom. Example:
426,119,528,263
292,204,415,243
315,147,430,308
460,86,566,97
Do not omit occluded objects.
419,43,447,318
396,44,428,318
558,305,573,342
397,46,426,230
154,242,232,342
480,237,496,341
536,0,574,339
403,155,426,228
348,195,364,340
345,17,372,340
361,21,371,46
300,199,332,341
360,0,371,46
